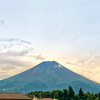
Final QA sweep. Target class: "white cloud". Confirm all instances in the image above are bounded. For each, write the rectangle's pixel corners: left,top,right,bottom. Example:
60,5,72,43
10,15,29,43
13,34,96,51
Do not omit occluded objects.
0,37,45,80
64,54,100,83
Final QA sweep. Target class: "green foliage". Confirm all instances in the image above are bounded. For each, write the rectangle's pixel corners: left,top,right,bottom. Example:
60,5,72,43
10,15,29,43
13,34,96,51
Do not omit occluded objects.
42,91,51,98
63,89,68,100
58,90,63,100
79,88,84,96
95,97,99,100
28,86,100,100
78,88,84,100
68,86,75,100
51,90,61,99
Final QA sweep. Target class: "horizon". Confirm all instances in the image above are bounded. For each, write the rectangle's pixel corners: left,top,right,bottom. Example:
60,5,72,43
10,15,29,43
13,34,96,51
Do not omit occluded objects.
0,0,100,83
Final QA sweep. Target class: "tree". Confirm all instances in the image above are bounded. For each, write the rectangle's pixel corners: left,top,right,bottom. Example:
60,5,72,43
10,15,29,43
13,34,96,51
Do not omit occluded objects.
68,86,75,100
42,91,51,98
99,92,100,99
51,90,60,99
79,88,84,96
58,90,63,100
63,89,68,100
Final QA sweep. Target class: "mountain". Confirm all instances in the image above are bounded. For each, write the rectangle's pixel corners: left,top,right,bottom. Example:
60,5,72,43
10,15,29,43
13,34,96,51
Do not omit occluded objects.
0,61,100,93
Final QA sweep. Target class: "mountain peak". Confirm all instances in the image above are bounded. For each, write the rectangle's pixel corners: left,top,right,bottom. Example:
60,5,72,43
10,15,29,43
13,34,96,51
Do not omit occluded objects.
35,61,64,69
41,61,58,64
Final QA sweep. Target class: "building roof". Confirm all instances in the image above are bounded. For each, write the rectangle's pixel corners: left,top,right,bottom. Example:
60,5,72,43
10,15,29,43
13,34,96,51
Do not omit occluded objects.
26,95,34,98
0,93,31,99
40,98,53,100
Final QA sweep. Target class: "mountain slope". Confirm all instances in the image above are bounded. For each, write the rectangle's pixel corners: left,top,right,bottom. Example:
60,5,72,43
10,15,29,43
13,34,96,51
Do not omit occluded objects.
0,61,100,93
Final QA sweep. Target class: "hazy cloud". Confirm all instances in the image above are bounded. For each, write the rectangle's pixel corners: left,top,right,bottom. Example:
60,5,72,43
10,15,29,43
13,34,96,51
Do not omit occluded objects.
66,61,76,65
64,54,100,83
0,20,5,25
34,54,45,61
0,65,16,70
0,38,18,42
0,37,31,45
0,37,45,80
20,40,31,44
0,53,28,67
1,49,29,56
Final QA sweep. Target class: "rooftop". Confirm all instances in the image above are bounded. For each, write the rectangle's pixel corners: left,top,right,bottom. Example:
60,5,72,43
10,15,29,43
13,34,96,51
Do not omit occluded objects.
40,98,53,100
0,93,31,100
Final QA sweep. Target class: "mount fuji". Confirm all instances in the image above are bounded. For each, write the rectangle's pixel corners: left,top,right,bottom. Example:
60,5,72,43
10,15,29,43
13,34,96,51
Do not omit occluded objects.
0,61,100,93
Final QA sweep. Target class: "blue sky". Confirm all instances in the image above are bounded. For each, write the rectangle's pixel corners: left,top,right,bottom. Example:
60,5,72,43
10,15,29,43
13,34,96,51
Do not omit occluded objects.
0,0,100,83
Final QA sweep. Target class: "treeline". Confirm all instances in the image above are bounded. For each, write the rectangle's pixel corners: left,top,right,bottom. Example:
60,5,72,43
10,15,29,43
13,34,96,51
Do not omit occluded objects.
28,86,100,100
